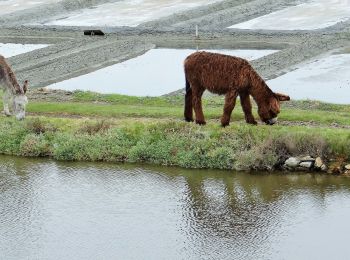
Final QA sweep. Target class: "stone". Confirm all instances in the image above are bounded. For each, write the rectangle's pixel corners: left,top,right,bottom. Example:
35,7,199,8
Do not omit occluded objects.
300,161,313,169
285,157,301,168
314,157,323,169
328,162,343,175
345,164,350,170
300,156,315,162
321,164,328,172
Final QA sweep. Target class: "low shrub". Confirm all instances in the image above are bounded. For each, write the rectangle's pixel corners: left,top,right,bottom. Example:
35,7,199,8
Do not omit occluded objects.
77,120,113,135
20,134,52,157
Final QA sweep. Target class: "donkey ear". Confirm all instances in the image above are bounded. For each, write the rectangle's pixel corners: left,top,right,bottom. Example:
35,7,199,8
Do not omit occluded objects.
23,80,29,94
275,92,290,101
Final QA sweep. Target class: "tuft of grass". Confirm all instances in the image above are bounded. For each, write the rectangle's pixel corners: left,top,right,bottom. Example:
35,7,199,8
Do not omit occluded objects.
25,118,57,134
77,120,113,135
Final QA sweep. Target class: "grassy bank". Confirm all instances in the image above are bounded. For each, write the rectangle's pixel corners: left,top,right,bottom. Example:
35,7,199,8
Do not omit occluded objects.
0,91,349,171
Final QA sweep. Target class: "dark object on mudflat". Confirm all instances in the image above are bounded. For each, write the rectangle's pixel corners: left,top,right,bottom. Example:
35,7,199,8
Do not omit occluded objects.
84,30,105,36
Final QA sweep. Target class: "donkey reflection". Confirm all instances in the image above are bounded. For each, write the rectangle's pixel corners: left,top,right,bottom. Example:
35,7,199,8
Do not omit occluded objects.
179,172,336,241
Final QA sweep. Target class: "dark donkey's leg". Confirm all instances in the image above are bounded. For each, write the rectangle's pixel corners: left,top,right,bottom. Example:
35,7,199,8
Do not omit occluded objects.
184,78,193,122
239,92,257,125
2,90,11,116
221,89,238,127
192,86,206,125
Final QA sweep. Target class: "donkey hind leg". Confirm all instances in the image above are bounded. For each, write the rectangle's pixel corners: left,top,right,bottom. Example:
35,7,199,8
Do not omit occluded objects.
2,91,11,116
239,92,257,125
184,78,193,122
192,87,206,125
221,90,238,127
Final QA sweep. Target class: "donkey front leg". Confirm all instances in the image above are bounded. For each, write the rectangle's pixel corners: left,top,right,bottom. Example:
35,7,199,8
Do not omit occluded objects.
192,87,206,125
221,90,238,127
239,92,257,125
3,91,11,116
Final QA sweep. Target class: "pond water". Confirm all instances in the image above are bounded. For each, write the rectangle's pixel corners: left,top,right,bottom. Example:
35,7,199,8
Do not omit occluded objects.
268,53,350,104
48,48,278,96
229,0,350,30
1,155,350,260
43,0,221,27
0,43,48,58
0,0,62,15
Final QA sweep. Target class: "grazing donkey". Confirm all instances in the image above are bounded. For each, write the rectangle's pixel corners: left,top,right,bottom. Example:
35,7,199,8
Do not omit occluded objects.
184,51,290,126
0,55,28,120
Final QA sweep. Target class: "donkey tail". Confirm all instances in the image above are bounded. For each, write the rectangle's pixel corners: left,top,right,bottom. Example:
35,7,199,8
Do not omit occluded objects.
184,77,193,122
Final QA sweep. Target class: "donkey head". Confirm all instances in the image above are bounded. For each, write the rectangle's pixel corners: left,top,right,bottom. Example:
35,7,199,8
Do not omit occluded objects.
13,80,29,120
258,92,290,125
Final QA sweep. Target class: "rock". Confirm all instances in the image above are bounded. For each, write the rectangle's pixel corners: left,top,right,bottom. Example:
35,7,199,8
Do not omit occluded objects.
300,161,313,169
285,157,301,168
328,162,343,175
300,156,315,162
315,157,323,169
345,164,350,170
321,164,328,172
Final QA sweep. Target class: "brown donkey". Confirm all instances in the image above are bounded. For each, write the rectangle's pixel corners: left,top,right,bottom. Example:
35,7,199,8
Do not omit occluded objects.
184,51,290,126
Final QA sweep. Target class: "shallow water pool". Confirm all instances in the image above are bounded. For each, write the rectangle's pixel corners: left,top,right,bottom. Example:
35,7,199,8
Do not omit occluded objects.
44,0,221,27
229,0,350,30
48,48,278,96
0,0,62,15
268,52,350,104
0,43,48,58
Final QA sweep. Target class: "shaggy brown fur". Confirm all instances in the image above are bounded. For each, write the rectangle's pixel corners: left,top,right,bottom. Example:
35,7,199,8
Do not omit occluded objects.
184,51,290,126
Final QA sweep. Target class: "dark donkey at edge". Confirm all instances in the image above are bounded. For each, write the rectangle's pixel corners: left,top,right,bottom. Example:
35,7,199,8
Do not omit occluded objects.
184,51,290,126
0,55,29,120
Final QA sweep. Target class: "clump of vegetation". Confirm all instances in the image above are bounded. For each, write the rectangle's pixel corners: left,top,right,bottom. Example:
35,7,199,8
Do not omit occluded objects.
77,120,113,135
20,134,52,157
25,118,57,134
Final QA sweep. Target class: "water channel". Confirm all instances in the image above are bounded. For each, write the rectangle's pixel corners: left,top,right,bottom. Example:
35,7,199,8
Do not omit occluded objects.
1,155,350,259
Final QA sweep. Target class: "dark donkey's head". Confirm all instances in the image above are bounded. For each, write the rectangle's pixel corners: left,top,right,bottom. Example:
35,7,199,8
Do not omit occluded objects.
258,92,290,125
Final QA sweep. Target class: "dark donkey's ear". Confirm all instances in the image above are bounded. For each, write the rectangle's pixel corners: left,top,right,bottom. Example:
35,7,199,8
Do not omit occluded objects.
23,80,29,94
275,92,290,101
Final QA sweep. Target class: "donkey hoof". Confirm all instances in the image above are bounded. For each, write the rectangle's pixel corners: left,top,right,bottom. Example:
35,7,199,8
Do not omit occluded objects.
247,120,258,125
184,117,194,122
195,120,206,125
221,122,230,127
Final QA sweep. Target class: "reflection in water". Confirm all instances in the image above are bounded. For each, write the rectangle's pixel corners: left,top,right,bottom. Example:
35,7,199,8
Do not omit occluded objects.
1,156,350,259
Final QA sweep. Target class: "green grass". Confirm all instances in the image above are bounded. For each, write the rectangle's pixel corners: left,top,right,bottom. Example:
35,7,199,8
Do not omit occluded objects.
23,101,350,126
2,90,350,125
